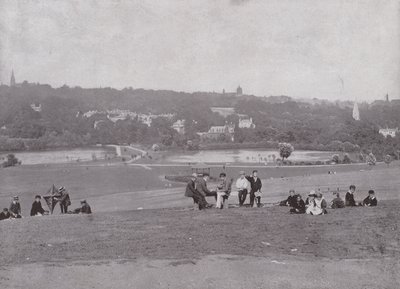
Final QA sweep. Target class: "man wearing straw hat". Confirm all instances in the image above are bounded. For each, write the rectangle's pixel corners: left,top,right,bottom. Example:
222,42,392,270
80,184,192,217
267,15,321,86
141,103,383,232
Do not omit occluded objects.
236,171,249,206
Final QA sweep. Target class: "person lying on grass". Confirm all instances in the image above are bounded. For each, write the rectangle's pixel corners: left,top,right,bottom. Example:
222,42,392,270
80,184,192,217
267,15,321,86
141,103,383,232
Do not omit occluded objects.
306,191,327,215
279,189,297,207
362,190,377,207
289,194,305,214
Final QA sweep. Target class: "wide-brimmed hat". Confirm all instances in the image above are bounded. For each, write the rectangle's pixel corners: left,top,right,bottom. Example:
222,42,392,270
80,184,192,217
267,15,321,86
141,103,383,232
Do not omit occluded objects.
308,190,316,197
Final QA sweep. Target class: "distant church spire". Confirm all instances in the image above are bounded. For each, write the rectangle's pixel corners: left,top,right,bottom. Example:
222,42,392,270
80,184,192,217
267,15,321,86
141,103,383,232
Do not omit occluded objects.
10,70,16,87
352,101,360,121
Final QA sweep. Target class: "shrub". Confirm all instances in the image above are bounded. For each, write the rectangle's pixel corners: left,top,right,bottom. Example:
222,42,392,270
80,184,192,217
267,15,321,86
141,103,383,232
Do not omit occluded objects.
278,142,294,161
342,153,351,164
332,154,340,164
2,154,21,168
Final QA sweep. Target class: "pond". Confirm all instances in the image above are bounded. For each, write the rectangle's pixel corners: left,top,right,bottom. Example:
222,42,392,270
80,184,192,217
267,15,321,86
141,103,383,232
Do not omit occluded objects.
166,149,335,164
1,147,115,165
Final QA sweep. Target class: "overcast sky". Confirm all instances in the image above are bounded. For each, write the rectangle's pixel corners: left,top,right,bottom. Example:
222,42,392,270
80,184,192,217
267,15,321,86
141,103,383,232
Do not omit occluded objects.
0,0,399,101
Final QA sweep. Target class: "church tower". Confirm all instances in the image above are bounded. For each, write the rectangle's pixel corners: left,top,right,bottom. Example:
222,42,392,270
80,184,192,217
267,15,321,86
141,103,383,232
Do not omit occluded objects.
10,70,16,87
352,102,360,121
236,85,243,96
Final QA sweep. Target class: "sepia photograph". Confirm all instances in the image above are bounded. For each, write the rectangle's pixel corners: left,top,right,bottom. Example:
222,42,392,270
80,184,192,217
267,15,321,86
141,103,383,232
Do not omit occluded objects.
0,0,399,288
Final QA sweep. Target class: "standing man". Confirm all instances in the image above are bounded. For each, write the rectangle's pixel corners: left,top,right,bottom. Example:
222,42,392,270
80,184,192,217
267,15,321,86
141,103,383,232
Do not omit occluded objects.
9,196,22,218
57,187,71,214
345,185,356,207
246,170,262,207
185,173,208,210
236,171,249,206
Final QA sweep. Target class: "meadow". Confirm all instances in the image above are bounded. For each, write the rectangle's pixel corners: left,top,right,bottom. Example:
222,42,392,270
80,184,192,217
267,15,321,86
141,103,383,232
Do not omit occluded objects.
1,160,399,288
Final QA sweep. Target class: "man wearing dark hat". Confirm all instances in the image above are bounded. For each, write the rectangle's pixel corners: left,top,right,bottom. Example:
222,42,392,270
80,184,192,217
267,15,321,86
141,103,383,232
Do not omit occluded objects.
362,190,378,207
196,173,217,201
30,195,45,216
9,196,22,218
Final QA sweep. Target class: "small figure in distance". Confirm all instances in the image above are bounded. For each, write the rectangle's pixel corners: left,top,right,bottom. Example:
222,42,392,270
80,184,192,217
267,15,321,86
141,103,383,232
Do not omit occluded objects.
0,208,12,221
290,194,306,214
362,190,378,207
345,185,357,207
73,200,92,214
30,195,46,216
331,192,345,209
9,196,22,218
279,189,297,207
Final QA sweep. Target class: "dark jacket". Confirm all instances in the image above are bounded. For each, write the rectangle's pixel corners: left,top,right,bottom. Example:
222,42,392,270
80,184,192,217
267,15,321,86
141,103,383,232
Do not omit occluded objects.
345,191,356,207
30,201,45,216
292,199,306,213
331,197,345,209
9,202,21,216
0,211,11,220
185,179,197,197
281,195,296,207
363,196,377,207
80,204,92,214
196,178,212,197
246,176,262,193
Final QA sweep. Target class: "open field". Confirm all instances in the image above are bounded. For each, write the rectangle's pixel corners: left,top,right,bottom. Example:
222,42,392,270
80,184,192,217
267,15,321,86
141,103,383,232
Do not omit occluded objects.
1,162,400,288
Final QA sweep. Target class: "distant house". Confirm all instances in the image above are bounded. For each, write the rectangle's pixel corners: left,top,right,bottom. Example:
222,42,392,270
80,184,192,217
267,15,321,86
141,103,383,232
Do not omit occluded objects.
198,124,235,142
236,85,243,96
171,119,185,134
379,128,398,138
238,117,255,129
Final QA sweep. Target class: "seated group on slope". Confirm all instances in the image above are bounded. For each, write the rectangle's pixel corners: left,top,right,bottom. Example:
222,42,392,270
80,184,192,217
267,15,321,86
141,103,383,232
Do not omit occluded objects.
0,186,92,221
185,170,263,210
279,185,378,216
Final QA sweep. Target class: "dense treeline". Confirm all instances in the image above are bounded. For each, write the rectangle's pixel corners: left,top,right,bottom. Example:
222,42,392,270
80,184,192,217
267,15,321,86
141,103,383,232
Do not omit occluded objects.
0,83,400,161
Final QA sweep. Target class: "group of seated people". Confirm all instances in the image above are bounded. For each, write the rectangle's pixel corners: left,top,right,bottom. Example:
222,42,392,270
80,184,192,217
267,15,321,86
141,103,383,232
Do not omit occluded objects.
185,170,263,210
279,185,378,215
0,186,92,221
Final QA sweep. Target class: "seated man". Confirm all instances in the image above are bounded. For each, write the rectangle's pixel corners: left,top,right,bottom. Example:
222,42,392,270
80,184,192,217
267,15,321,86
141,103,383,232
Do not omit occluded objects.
331,193,345,209
215,173,232,209
290,195,306,214
196,173,217,203
184,173,208,210
9,196,22,218
0,208,11,221
73,200,92,214
345,185,357,207
279,189,296,207
236,171,249,206
30,195,46,216
363,190,378,207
